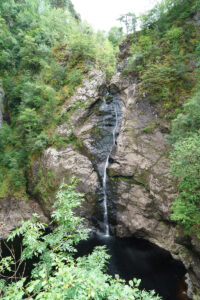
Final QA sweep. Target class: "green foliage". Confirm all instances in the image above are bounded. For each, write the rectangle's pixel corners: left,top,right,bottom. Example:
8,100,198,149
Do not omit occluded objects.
95,33,117,79
170,133,200,237
0,180,161,299
120,0,200,239
0,0,116,196
169,90,200,142
118,13,137,34
140,0,199,32
108,27,124,47
142,124,156,133
168,89,200,237
49,0,80,19
123,0,199,114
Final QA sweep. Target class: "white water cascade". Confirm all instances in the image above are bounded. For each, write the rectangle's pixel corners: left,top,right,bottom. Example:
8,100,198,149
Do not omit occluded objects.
102,98,120,236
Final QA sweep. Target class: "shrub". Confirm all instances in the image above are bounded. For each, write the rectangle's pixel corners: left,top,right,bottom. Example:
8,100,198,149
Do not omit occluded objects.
0,180,161,299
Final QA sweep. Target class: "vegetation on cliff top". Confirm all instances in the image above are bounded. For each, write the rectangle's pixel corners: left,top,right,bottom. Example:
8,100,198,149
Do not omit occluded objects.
122,0,199,118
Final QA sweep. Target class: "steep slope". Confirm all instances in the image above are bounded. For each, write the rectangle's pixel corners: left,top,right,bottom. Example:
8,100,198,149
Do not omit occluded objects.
0,0,116,234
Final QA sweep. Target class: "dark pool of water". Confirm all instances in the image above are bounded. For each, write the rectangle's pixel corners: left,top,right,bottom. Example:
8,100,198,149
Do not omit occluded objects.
76,233,189,300
0,233,190,299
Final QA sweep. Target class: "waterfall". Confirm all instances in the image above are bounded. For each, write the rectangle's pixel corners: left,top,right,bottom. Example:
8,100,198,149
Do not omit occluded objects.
101,97,120,236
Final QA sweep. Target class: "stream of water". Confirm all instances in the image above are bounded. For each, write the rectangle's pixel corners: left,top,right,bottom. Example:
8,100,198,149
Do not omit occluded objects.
101,97,120,236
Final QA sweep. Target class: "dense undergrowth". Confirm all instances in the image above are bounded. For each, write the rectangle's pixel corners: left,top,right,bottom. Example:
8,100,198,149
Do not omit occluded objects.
0,0,116,198
122,0,200,118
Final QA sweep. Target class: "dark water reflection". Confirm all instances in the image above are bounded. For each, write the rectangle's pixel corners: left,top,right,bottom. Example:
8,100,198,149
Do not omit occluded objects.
76,233,190,300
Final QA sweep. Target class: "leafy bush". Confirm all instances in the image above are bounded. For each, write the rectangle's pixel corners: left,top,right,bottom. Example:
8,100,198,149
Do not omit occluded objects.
65,69,83,92
168,89,200,237
170,133,200,236
0,180,161,299
169,90,200,143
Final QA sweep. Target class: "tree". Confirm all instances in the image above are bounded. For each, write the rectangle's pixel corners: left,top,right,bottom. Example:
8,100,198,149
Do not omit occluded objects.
50,0,72,8
0,180,161,299
108,26,123,47
49,0,80,19
18,108,41,137
118,12,137,34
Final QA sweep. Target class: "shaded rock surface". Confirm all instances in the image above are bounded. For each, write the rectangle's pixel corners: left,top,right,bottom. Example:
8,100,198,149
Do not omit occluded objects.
28,70,122,231
0,197,47,238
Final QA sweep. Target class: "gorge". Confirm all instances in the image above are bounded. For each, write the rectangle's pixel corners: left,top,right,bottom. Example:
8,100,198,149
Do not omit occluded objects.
0,76,191,300
26,69,198,299
0,0,200,299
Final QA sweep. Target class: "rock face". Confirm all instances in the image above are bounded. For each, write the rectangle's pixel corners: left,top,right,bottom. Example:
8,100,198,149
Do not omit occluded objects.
107,76,200,299
109,82,177,246
29,146,99,223
29,70,121,230
27,69,200,298
28,70,105,225
0,196,47,239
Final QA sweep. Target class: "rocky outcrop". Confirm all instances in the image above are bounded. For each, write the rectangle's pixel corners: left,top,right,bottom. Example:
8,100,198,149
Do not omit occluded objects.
107,75,200,299
0,196,47,238
27,68,200,298
29,146,99,222
28,70,105,224
108,81,176,246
